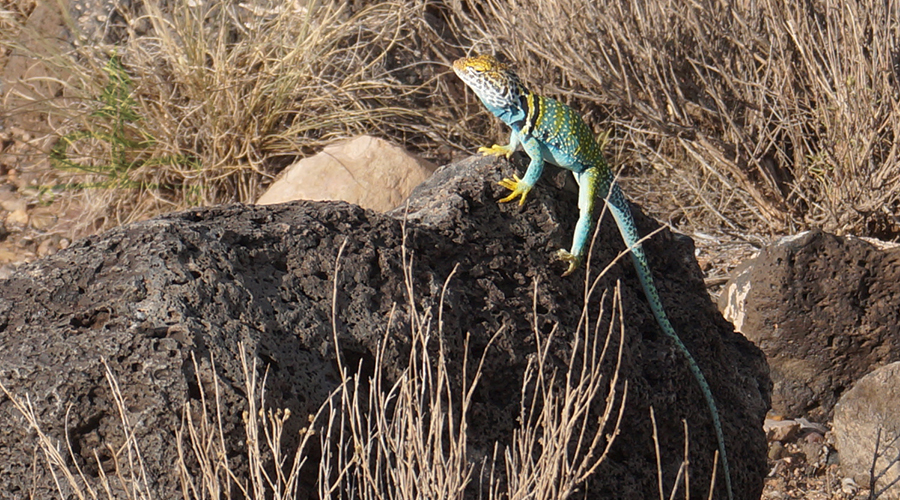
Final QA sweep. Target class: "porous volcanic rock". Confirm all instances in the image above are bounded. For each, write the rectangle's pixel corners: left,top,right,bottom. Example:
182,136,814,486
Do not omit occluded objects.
719,230,900,421
0,155,770,500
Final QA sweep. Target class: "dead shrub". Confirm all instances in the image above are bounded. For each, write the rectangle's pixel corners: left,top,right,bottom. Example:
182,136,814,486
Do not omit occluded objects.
1,0,469,234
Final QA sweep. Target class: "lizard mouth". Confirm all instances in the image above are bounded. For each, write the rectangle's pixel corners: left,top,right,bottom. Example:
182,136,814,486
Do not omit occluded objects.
452,59,471,82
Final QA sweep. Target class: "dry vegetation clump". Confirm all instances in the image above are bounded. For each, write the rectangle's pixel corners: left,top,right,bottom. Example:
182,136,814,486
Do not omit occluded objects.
4,0,900,241
0,0,35,31
443,0,900,238
1,0,470,233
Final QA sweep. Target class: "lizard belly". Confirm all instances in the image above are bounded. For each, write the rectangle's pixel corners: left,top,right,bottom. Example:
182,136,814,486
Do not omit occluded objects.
540,143,582,172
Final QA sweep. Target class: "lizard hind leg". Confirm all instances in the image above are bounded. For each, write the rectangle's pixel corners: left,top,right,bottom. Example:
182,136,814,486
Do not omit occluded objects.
557,166,606,275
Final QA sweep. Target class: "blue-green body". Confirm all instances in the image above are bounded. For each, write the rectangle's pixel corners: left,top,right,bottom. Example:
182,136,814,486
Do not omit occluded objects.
491,93,614,270
454,54,733,500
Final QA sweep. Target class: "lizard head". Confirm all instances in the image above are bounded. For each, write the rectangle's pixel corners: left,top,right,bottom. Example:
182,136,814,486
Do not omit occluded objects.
453,54,529,112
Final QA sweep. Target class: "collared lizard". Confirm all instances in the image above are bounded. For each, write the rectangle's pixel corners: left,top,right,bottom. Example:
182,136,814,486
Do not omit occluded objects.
453,54,733,500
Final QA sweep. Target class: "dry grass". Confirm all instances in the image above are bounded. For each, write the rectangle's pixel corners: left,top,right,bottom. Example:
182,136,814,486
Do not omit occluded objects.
444,0,900,238
0,345,331,499
0,0,471,234
319,235,629,500
0,360,153,499
3,0,900,248
493,284,627,500
174,344,333,500
6,0,897,241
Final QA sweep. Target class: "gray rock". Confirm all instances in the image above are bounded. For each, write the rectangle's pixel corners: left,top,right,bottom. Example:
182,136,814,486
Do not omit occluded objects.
719,230,900,421
0,155,770,499
68,0,132,44
834,361,900,498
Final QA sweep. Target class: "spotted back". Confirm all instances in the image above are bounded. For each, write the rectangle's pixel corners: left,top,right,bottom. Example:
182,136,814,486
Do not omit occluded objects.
453,55,528,112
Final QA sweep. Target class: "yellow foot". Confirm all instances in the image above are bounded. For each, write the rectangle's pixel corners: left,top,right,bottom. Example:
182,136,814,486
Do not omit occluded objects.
478,144,514,159
498,174,531,205
556,249,582,277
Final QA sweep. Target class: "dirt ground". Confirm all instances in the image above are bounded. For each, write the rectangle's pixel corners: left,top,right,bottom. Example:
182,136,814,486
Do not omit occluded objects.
0,129,75,277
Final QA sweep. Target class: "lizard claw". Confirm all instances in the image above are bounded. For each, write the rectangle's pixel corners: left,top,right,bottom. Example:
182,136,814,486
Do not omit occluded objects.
498,174,531,205
556,249,582,277
478,144,515,159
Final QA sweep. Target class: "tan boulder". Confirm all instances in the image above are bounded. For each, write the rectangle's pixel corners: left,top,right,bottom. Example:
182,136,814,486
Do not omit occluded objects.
256,135,436,212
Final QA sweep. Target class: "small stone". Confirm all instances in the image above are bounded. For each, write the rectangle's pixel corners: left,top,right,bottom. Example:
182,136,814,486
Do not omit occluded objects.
796,417,829,435
256,135,436,212
0,264,15,280
803,431,824,443
842,477,858,495
768,440,785,460
834,361,900,495
6,209,28,228
36,239,59,258
29,212,57,231
764,418,800,442
799,441,824,465
766,487,785,500
0,247,21,263
0,196,25,213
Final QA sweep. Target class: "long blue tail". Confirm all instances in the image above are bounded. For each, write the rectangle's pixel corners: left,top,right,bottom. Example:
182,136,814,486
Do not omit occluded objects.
606,183,733,500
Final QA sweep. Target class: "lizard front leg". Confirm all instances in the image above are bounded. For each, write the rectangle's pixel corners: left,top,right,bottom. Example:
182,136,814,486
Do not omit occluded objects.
497,135,544,205
479,130,520,159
